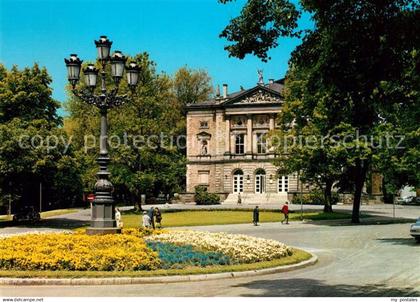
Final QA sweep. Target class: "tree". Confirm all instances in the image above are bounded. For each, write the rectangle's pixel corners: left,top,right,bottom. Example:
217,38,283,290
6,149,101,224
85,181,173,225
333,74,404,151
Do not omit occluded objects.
220,0,420,222
0,64,61,125
65,53,204,206
273,70,358,212
173,67,213,112
0,64,83,212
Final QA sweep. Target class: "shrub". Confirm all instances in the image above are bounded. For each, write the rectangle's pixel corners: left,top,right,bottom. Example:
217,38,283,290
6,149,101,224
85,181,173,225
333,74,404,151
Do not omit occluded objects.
292,191,339,205
0,233,160,271
147,241,231,269
148,230,293,263
194,185,221,205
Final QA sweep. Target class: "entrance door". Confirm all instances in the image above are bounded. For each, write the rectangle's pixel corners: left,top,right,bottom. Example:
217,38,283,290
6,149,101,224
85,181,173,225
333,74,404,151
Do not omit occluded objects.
278,175,289,193
233,170,244,193
255,169,266,193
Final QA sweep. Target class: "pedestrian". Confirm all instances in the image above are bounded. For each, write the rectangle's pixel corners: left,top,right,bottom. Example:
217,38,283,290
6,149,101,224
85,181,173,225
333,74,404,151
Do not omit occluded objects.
281,201,289,224
148,206,155,229
142,211,152,228
253,206,259,226
115,207,123,228
155,207,162,228
237,193,242,205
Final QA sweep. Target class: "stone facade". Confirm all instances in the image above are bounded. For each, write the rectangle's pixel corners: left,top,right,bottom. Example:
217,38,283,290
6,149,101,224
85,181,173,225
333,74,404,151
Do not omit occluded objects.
186,80,301,203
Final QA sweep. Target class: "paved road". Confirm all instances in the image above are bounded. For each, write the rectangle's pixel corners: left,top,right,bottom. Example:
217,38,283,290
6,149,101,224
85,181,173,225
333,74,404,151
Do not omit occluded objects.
1,220,419,297
0,203,417,236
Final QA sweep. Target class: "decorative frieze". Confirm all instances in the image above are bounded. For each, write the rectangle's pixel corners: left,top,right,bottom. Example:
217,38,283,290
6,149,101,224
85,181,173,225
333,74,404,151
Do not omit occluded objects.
231,115,247,129
239,90,281,104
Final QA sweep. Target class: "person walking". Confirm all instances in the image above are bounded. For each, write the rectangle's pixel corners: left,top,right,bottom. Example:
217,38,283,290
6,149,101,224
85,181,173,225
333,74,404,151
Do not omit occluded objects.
154,207,162,228
237,193,242,205
142,211,152,228
281,201,289,224
148,206,155,229
253,206,259,226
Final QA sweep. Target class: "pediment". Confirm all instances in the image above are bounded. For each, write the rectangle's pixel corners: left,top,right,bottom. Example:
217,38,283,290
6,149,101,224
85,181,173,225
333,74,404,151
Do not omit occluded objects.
223,86,282,106
196,131,211,139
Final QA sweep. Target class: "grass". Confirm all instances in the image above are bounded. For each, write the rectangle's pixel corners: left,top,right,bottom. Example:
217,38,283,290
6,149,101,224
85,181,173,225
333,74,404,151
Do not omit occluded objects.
0,208,82,229
122,210,355,228
0,208,78,221
40,208,78,219
0,215,12,222
0,248,312,278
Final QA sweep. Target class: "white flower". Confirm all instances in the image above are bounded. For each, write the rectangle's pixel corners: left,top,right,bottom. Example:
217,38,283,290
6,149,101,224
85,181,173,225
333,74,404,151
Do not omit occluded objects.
148,230,293,263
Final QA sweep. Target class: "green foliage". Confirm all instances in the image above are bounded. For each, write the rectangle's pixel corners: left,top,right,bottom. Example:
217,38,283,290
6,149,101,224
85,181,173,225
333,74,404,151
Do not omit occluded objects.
292,191,339,205
219,0,301,62
194,185,221,205
65,53,212,204
0,64,83,212
0,63,61,125
222,0,420,221
173,67,213,112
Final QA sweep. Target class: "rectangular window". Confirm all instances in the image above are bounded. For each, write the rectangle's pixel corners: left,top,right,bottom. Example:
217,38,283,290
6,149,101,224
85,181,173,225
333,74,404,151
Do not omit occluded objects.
199,121,209,129
235,134,245,154
256,133,267,154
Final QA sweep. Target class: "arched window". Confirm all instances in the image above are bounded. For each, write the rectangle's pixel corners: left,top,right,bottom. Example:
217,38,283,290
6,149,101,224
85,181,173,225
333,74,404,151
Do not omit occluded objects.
277,171,289,193
233,169,244,193
255,169,266,194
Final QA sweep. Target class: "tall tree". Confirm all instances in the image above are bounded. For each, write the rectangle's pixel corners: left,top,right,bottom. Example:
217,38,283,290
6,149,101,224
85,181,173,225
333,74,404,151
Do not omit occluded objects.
65,53,197,206
0,64,61,125
0,64,82,212
173,67,213,113
220,0,420,222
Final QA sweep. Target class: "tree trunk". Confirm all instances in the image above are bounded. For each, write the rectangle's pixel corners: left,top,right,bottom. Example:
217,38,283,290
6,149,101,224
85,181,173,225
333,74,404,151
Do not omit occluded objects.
324,180,334,213
352,159,368,223
132,192,142,212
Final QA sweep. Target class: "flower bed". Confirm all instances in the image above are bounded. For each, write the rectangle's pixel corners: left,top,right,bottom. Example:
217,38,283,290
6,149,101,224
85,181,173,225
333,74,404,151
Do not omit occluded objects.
146,242,231,269
0,232,160,271
0,229,294,272
147,230,293,263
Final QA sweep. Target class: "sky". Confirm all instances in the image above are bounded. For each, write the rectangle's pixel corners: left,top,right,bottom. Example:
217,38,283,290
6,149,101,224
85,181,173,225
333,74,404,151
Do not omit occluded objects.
0,0,313,116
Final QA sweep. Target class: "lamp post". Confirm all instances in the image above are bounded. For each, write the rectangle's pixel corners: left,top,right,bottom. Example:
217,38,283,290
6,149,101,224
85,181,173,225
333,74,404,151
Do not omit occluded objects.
65,36,140,235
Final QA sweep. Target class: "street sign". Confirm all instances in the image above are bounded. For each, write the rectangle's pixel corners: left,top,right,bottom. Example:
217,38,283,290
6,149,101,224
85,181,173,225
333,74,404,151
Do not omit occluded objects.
87,194,95,202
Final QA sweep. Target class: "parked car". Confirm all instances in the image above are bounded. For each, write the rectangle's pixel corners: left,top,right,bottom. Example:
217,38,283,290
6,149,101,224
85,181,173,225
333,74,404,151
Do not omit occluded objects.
12,206,41,223
396,196,419,205
410,217,420,243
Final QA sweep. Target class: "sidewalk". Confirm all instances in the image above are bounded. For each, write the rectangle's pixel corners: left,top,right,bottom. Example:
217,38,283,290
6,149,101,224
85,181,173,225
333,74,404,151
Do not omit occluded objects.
1,203,417,236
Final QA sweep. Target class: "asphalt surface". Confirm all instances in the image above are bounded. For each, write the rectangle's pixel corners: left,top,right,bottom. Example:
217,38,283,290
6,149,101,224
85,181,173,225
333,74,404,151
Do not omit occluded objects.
1,215,419,297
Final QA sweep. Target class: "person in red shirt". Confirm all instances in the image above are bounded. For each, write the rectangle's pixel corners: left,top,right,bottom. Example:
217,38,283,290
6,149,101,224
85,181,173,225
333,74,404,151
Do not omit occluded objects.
281,201,289,224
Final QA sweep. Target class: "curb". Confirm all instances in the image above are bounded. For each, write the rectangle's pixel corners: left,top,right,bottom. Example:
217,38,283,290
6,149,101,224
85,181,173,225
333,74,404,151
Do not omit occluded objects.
0,253,318,286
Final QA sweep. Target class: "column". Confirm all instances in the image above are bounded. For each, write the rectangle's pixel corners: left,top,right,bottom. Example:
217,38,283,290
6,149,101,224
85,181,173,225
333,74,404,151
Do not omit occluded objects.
225,115,230,155
231,133,236,154
269,114,275,130
268,114,275,154
246,115,252,154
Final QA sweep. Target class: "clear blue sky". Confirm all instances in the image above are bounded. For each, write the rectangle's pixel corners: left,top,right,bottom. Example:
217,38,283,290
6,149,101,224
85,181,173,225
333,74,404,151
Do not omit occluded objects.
0,0,313,116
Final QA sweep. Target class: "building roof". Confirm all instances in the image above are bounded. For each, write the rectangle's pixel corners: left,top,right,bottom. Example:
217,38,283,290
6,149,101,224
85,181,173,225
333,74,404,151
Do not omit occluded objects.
187,79,285,110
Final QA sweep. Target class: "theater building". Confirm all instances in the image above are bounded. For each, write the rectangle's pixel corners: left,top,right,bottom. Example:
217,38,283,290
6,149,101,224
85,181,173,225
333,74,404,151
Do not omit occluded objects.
185,78,301,204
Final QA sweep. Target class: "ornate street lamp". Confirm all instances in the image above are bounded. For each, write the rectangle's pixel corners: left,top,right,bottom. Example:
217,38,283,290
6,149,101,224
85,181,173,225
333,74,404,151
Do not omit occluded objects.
65,36,140,235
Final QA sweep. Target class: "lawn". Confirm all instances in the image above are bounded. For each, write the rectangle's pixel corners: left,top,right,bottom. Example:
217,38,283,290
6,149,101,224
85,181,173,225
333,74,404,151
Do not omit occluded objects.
0,208,78,221
122,210,354,228
0,208,79,227
40,208,78,218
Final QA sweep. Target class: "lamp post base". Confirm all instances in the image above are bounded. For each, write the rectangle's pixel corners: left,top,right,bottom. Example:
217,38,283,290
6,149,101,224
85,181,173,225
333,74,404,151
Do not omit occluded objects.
86,227,122,235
